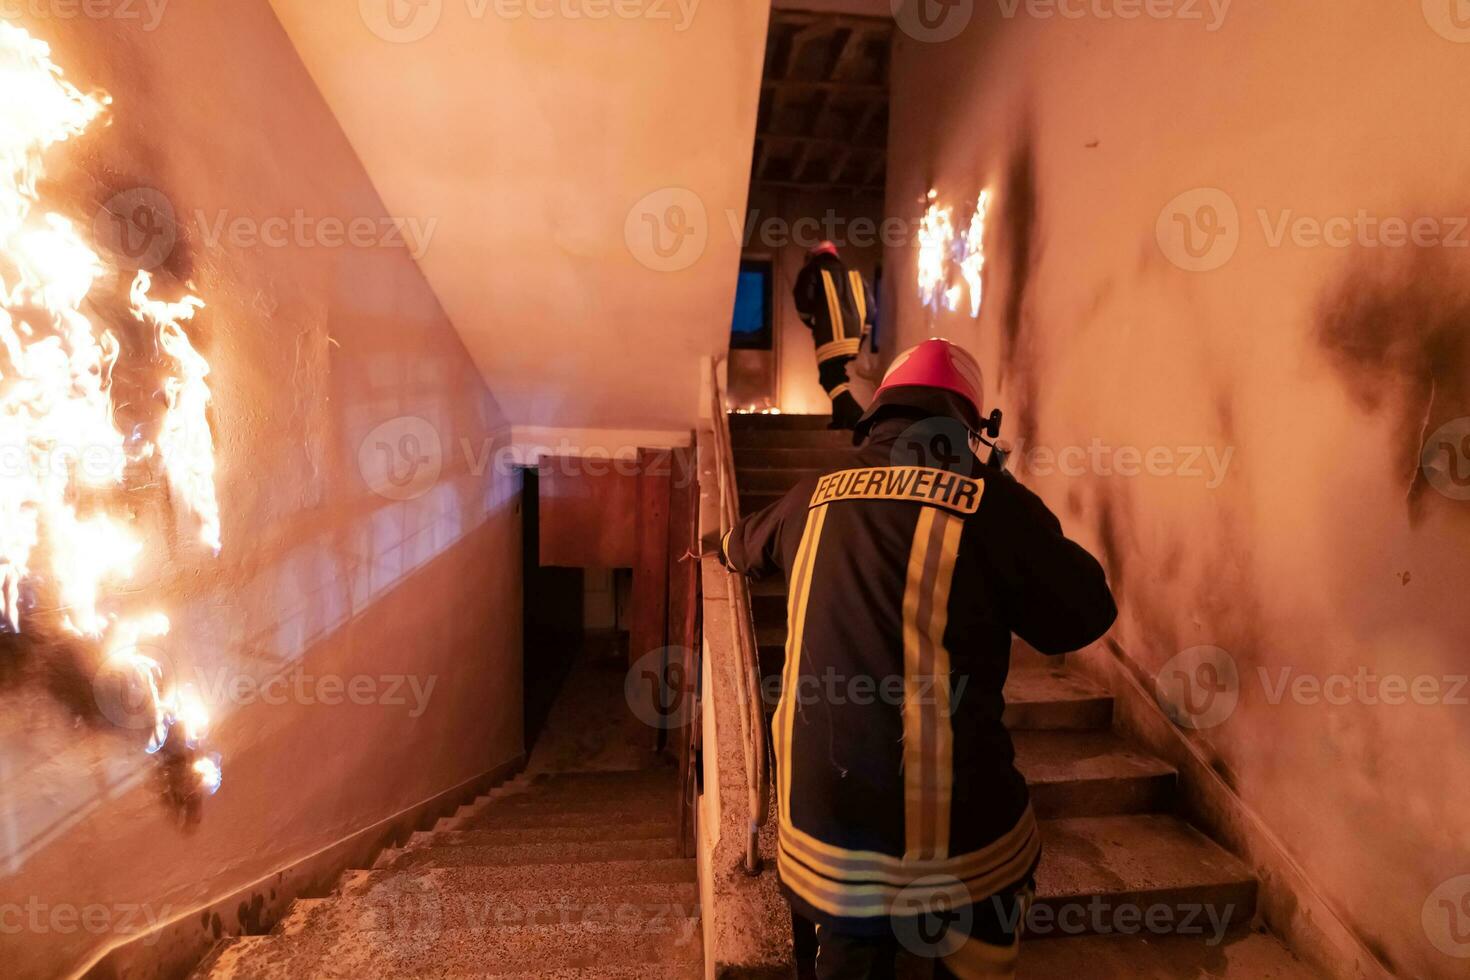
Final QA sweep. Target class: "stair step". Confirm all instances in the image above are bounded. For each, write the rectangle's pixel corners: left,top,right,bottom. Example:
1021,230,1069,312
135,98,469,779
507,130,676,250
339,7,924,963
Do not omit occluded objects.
1034,814,1258,938
736,447,854,470
460,804,678,832
738,468,826,494
1018,928,1321,978
417,821,676,848
740,492,784,516
194,917,702,978
1013,731,1175,818
339,860,697,898
729,413,833,431
384,837,680,870
1004,668,1114,731
733,429,855,450
273,882,699,936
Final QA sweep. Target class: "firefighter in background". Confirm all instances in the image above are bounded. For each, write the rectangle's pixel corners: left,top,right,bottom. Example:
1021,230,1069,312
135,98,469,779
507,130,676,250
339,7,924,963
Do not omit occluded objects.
720,339,1117,979
793,240,875,430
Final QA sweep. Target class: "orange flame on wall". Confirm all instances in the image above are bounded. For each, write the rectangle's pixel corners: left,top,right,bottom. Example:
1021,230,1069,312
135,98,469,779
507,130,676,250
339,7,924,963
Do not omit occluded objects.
0,23,222,794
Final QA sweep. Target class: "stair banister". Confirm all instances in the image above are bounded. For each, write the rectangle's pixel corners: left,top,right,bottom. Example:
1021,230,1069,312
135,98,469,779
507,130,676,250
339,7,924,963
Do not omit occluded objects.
709,357,770,876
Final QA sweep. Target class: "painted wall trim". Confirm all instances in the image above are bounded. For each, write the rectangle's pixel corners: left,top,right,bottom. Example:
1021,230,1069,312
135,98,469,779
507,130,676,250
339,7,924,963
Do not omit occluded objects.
1076,641,1393,980
509,425,694,463
76,754,524,980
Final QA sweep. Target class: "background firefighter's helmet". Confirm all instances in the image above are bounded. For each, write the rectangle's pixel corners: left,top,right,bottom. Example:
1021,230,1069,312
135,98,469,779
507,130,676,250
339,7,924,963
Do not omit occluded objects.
808,240,840,259
853,338,986,443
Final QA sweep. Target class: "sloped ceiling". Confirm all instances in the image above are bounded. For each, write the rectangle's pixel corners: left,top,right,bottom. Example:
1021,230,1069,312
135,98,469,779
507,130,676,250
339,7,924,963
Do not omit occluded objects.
268,1,770,437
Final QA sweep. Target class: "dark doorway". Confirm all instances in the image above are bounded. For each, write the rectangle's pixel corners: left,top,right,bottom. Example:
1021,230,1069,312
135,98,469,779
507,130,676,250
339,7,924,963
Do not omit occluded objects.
519,465,585,755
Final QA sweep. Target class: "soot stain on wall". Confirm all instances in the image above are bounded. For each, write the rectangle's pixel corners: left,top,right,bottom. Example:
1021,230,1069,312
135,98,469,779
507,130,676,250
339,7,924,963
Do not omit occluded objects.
998,128,1042,449
1316,248,1470,522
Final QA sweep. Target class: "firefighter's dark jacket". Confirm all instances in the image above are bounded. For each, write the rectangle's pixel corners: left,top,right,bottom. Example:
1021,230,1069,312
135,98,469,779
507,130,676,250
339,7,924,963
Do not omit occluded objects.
793,252,875,365
720,418,1116,930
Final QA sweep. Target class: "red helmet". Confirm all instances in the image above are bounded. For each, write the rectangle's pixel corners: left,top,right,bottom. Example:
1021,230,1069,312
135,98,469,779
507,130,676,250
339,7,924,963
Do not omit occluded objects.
808,240,839,259
876,338,984,417
853,338,986,443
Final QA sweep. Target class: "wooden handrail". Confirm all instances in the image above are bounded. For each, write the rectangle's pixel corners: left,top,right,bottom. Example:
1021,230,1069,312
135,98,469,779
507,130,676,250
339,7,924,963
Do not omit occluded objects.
708,359,770,875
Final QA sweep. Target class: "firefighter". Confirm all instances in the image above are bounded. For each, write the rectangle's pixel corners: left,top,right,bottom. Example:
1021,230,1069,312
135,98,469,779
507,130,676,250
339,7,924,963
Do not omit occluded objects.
793,241,875,430
720,339,1117,979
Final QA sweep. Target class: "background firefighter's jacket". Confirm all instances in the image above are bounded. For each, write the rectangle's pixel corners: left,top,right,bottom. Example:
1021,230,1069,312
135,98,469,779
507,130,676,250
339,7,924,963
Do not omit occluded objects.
720,418,1116,931
793,252,875,380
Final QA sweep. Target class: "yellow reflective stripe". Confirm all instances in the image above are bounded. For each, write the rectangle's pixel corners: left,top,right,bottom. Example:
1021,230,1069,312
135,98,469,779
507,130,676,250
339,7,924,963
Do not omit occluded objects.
815,338,862,362
777,819,1041,920
903,507,938,859
821,269,846,340
778,503,828,826
930,511,963,858
779,803,1039,882
903,508,962,860
849,269,867,325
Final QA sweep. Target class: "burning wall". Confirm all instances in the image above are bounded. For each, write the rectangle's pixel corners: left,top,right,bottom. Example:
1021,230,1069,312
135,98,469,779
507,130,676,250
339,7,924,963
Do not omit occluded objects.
886,2,1470,977
0,5,522,977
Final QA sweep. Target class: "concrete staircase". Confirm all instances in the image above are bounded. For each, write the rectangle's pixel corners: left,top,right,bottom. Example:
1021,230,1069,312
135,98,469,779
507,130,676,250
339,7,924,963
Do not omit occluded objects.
193,766,701,978
732,413,1317,978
